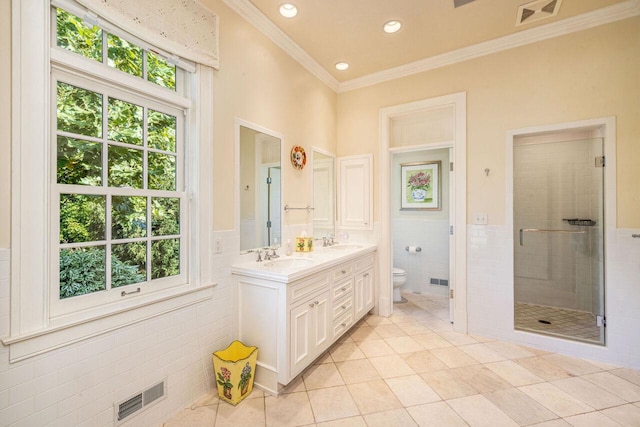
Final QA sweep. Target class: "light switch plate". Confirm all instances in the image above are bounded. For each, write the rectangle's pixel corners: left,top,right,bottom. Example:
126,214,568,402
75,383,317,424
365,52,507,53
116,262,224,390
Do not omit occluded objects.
473,213,488,225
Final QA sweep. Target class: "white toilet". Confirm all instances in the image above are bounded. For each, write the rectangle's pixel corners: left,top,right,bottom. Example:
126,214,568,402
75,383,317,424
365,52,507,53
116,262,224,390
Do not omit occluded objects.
393,268,407,302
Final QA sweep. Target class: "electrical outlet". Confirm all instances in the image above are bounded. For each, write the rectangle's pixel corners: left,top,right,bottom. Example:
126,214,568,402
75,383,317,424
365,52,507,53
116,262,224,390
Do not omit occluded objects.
214,238,223,254
473,213,488,225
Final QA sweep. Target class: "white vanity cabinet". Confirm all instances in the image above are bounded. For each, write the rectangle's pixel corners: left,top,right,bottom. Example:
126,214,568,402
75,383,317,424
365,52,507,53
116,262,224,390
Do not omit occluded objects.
233,247,376,395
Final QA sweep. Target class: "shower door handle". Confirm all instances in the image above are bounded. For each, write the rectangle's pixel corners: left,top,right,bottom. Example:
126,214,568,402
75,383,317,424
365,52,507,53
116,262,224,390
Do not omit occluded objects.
519,228,587,246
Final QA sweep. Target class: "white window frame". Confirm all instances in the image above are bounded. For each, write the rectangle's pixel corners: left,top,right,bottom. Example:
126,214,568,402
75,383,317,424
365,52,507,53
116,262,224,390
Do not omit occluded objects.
3,0,214,362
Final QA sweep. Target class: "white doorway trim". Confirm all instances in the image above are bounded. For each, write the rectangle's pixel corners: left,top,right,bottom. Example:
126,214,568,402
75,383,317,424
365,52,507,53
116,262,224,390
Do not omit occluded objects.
379,93,467,333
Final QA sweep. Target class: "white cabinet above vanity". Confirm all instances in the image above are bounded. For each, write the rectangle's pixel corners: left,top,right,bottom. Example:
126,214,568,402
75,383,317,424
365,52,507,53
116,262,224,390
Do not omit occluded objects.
337,154,372,230
232,244,376,395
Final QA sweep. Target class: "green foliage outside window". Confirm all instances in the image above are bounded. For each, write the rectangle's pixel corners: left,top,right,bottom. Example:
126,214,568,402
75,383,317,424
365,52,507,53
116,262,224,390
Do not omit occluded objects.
56,8,102,62
107,34,143,77
147,51,176,90
55,8,182,300
56,8,176,91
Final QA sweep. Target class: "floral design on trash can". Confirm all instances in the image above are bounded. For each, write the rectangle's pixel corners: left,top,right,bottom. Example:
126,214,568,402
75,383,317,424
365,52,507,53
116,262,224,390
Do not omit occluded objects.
212,340,258,405
217,366,233,399
239,362,252,396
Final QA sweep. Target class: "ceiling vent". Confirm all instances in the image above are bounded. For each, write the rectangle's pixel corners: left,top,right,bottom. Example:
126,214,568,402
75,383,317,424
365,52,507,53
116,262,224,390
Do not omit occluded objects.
516,0,563,26
454,0,476,7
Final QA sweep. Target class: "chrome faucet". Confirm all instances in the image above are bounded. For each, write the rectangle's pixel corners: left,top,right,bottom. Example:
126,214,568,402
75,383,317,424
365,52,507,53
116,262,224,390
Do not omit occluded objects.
269,246,279,259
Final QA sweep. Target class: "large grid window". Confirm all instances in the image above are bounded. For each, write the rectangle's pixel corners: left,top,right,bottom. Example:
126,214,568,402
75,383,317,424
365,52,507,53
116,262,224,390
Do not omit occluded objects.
5,0,213,362
52,6,187,313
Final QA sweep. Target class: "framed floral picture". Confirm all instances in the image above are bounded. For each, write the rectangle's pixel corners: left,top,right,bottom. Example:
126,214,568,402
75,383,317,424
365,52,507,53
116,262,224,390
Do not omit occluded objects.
400,161,441,210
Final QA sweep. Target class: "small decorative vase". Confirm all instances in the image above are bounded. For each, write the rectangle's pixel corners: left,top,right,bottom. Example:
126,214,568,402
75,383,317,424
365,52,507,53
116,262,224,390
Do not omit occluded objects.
411,188,426,202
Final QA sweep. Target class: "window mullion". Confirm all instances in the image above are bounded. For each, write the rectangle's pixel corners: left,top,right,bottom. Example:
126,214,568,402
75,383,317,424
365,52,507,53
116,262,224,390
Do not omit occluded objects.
103,86,111,291
105,195,112,291
147,196,152,281
143,106,148,191
102,95,108,192
142,50,148,82
102,29,107,65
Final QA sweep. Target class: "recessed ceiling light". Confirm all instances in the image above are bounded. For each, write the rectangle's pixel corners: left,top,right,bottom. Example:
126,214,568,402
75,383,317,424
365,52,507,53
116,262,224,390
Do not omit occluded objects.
383,20,402,34
335,62,350,71
279,3,298,18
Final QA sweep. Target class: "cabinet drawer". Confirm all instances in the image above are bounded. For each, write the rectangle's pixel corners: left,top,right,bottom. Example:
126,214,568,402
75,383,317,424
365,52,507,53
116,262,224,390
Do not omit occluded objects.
355,254,374,272
332,263,353,281
332,278,353,301
333,312,354,339
333,294,353,320
289,273,331,305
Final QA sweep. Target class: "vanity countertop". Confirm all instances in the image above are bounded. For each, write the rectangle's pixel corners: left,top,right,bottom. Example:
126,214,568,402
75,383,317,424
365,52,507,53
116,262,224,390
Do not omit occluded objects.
231,243,377,283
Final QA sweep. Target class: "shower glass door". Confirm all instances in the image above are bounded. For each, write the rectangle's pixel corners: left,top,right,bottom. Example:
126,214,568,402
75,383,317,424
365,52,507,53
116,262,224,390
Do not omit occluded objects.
514,136,605,345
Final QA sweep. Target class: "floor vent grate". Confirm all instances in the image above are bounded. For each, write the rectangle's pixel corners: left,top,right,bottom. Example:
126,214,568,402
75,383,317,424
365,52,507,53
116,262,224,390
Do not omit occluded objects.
430,278,449,286
115,379,166,425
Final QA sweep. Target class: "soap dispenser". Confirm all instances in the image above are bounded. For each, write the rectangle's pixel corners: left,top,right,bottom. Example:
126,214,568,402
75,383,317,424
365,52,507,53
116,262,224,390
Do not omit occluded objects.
285,239,292,256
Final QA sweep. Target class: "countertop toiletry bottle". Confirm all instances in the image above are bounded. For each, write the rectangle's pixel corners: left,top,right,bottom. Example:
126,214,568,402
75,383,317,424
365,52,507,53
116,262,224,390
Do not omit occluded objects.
285,240,292,256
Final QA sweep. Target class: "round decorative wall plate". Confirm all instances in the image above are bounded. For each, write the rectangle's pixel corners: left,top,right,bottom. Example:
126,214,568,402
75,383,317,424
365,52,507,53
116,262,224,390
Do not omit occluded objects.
290,146,306,170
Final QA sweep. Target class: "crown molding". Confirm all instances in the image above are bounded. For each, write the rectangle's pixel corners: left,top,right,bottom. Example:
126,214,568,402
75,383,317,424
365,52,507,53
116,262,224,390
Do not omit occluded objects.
222,0,638,94
222,0,340,91
337,0,640,93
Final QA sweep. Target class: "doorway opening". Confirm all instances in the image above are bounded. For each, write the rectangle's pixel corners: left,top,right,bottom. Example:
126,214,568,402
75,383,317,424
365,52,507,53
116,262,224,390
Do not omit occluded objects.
379,92,467,333
391,147,453,325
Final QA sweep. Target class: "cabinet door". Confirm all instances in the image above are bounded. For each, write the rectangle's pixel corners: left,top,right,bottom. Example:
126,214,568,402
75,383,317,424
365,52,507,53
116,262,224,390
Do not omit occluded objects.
290,301,314,375
314,291,330,352
362,268,375,312
338,155,372,229
354,268,375,320
290,290,331,377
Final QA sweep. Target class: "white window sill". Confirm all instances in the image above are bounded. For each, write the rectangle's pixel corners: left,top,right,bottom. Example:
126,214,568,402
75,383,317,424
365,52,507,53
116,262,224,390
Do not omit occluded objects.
2,283,215,362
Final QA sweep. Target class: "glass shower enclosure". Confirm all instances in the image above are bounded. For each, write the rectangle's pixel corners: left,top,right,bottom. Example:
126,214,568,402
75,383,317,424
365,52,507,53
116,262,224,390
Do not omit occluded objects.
513,136,605,345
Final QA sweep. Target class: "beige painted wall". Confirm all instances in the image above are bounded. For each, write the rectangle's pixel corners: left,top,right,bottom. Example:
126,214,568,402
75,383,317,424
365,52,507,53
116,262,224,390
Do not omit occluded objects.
0,1,337,248
2,5,638,250
337,17,640,228
202,0,337,231
0,1,11,248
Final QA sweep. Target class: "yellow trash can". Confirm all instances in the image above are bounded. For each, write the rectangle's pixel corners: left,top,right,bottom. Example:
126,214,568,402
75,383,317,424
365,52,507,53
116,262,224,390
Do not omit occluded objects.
212,340,258,405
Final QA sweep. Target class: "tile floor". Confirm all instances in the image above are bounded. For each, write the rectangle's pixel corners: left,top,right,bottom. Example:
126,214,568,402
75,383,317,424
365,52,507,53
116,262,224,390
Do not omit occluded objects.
163,291,640,426
515,302,602,344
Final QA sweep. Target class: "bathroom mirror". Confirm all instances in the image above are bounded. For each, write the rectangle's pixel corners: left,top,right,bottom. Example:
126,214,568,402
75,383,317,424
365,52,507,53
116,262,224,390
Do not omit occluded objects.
238,123,282,252
312,148,335,238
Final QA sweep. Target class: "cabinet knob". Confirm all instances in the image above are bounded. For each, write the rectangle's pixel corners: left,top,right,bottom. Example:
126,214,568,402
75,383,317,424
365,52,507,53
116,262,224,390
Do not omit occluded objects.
341,305,347,309
314,301,319,306
341,270,347,274
341,287,347,291
363,273,369,277
341,322,347,327
309,303,315,308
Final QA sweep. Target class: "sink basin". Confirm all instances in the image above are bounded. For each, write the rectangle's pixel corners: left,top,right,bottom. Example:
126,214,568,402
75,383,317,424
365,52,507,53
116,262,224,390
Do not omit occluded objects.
327,244,363,251
263,258,315,269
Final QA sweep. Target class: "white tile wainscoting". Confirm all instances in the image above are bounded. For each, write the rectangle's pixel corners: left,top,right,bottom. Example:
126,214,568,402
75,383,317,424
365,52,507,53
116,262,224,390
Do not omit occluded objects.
467,225,640,370
0,229,236,427
392,219,450,294
0,225,638,426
